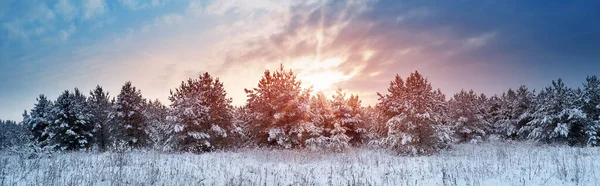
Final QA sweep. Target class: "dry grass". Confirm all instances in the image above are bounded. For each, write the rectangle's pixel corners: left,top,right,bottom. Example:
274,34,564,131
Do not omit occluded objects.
0,142,599,185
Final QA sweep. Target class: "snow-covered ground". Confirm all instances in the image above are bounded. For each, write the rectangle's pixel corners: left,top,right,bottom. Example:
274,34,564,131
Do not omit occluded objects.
1,142,599,186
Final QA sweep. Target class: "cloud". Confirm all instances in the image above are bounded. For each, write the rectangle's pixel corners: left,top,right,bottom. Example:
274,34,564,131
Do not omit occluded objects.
205,0,526,104
203,0,292,16
118,0,166,10
83,0,106,20
54,0,77,21
3,0,600,121
58,24,77,42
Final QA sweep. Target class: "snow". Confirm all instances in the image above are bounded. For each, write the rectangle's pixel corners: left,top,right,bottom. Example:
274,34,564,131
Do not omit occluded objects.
188,132,210,140
1,142,600,185
66,129,76,136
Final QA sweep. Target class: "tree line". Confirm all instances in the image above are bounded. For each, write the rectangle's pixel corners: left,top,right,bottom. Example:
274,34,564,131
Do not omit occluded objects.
1,65,599,155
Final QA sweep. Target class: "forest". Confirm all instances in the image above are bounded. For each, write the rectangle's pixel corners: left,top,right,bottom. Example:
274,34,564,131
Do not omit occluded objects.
1,65,599,156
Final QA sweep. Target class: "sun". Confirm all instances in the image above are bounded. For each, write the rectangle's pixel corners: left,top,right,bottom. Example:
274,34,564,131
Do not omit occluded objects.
296,58,349,91
299,71,347,91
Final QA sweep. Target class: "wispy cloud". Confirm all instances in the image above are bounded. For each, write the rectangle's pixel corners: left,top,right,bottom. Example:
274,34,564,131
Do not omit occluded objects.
54,0,76,21
83,0,106,20
2,0,600,121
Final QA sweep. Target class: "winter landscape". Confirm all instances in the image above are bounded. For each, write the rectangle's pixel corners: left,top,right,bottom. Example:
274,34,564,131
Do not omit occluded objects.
2,0,600,186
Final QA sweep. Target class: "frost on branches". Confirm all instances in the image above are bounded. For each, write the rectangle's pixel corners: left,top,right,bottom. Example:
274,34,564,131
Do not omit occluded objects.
376,71,450,155
168,72,234,153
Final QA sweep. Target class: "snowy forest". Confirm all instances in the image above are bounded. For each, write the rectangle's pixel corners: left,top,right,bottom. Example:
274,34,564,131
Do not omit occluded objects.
1,65,600,156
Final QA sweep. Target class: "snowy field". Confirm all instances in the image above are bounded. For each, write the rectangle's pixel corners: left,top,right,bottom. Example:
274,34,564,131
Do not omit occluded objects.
1,142,599,186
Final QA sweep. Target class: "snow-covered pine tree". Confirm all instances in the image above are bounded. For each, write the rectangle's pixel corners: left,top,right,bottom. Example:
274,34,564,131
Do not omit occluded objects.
230,106,252,148
109,81,148,149
521,79,588,146
23,94,53,147
168,72,233,152
245,65,313,149
326,88,366,150
304,92,331,150
486,94,505,137
448,90,489,143
491,86,535,140
331,88,366,147
582,75,600,146
362,106,388,144
377,71,449,155
88,85,111,151
51,89,94,151
144,99,173,151
511,86,535,139
0,120,29,150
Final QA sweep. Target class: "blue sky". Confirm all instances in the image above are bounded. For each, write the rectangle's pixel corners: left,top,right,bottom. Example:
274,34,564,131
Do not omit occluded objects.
1,0,600,121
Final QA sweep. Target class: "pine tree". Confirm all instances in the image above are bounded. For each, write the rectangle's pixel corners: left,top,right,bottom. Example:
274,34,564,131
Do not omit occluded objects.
377,71,449,155
492,86,535,139
245,65,313,149
582,75,600,146
521,79,588,146
331,88,365,147
51,89,94,151
448,90,489,143
362,106,388,143
0,120,29,150
24,95,54,147
230,106,253,148
304,92,331,150
109,81,148,149
168,72,233,152
144,99,172,151
88,85,111,151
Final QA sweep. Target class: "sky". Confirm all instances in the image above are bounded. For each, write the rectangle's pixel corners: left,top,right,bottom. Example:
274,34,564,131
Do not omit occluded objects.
1,0,600,121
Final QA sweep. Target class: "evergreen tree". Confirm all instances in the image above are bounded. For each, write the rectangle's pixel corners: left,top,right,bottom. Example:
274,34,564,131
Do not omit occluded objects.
377,71,449,155
0,120,29,150
362,106,388,143
492,86,535,139
245,65,314,149
331,88,365,147
51,89,94,151
109,81,148,149
304,92,332,150
230,106,253,148
88,85,111,151
168,72,233,152
144,99,173,151
448,90,489,143
582,75,600,146
521,79,589,146
23,95,54,147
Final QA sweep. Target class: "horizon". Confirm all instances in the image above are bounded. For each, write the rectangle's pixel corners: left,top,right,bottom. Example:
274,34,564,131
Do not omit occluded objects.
2,0,600,121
